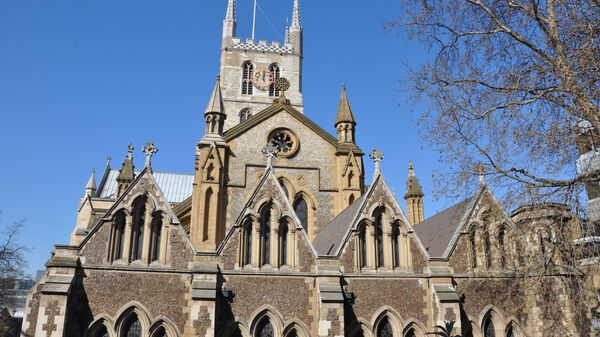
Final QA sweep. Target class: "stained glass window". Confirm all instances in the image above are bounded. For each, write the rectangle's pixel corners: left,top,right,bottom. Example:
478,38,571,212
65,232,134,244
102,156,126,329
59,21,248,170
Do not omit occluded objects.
377,318,393,337
484,318,495,337
124,316,142,337
294,198,308,232
257,319,274,337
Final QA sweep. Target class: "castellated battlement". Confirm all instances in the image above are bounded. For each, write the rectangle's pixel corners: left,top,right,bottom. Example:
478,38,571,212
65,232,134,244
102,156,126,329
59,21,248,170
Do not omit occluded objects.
230,37,295,54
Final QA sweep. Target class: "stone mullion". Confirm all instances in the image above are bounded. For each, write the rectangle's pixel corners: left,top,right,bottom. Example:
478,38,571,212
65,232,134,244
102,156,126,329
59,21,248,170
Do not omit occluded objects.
159,213,169,264
382,212,393,268
107,222,116,262
354,232,361,270
141,202,153,263
403,233,411,269
237,227,244,267
122,214,133,263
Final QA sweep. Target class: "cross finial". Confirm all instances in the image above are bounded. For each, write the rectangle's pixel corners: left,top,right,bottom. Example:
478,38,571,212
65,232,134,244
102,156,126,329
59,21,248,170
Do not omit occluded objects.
408,161,415,177
475,162,487,184
142,142,158,168
274,78,291,104
127,143,134,159
370,148,384,177
261,143,280,168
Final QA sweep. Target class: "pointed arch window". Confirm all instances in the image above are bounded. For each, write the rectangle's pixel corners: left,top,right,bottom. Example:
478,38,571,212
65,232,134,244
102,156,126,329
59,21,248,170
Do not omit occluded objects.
257,318,274,337
230,328,243,337
359,224,367,268
124,315,142,337
152,327,168,337
294,198,308,232
470,228,478,269
392,225,401,268
131,197,147,261
261,206,271,266
279,221,289,266
405,329,416,337
268,64,281,97
349,194,355,206
286,331,298,337
506,327,514,337
483,228,492,269
203,188,213,241
278,179,289,199
377,317,394,337
375,211,384,268
498,224,506,268
483,317,496,337
243,219,253,266
112,212,126,261
94,325,109,337
242,62,254,95
240,108,252,122
150,213,163,262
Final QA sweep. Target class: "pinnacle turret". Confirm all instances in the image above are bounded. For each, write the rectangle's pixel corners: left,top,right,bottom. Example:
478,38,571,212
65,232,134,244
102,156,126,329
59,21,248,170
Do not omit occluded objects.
225,0,236,21
335,84,356,126
116,143,135,198
291,0,301,30
202,76,227,143
205,75,225,116
85,169,96,196
405,161,424,226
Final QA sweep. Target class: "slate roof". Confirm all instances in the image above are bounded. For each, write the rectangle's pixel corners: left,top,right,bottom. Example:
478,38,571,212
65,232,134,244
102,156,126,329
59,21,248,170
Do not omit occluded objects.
313,194,366,255
97,170,193,204
413,197,474,257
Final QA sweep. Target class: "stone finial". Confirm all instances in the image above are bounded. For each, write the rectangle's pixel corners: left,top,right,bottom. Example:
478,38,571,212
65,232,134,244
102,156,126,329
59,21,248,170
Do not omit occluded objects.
291,0,301,30
127,143,134,159
475,162,487,184
85,168,97,196
408,161,415,177
370,148,384,177
142,142,158,168
261,143,280,168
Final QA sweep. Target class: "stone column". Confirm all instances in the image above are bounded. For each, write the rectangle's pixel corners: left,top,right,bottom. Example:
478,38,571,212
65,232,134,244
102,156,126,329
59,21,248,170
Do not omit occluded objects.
403,233,410,269
270,210,278,267
141,201,153,263
122,214,133,263
366,226,375,268
382,212,393,268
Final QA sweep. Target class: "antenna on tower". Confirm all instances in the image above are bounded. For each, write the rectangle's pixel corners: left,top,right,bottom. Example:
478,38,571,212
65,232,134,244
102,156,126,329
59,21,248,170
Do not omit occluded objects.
252,0,257,40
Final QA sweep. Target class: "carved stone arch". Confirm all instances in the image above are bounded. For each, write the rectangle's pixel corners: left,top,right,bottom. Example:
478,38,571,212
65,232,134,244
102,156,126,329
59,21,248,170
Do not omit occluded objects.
475,205,491,223
220,321,250,337
371,306,403,337
149,316,180,337
504,319,523,337
111,207,131,221
253,198,282,220
114,302,152,336
87,315,115,337
348,319,372,337
293,190,317,211
275,174,296,200
478,306,506,337
248,306,285,337
402,319,426,337
282,319,310,337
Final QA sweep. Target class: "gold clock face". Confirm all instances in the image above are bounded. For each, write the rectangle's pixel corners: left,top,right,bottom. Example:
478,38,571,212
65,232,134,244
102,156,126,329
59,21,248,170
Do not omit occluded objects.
250,68,274,90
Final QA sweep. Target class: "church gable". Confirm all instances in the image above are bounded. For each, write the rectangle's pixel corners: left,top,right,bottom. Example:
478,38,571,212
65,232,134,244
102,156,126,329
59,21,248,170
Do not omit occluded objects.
79,168,196,266
217,166,317,270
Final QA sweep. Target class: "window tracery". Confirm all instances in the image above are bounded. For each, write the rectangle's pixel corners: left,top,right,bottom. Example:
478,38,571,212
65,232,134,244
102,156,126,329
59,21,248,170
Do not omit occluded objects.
124,315,142,337
242,62,254,95
268,64,281,97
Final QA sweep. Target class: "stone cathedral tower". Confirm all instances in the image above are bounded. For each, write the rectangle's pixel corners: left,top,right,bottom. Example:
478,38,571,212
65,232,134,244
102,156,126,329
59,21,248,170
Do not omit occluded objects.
220,0,304,131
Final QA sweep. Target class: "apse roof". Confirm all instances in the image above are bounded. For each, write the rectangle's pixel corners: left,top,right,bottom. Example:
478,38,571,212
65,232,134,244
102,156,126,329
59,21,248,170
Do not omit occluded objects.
97,169,193,204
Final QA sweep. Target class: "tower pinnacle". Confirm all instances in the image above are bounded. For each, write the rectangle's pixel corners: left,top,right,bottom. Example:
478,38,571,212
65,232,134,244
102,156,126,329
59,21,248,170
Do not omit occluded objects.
85,169,97,196
405,161,424,226
291,0,302,30
225,0,236,21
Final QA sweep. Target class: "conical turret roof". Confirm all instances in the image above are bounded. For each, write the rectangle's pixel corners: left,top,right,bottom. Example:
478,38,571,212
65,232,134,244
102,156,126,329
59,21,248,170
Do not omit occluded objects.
405,161,424,199
205,76,224,116
335,84,356,126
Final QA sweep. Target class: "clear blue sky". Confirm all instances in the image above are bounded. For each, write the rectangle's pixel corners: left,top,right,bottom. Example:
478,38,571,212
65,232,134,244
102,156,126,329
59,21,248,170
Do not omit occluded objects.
0,0,463,275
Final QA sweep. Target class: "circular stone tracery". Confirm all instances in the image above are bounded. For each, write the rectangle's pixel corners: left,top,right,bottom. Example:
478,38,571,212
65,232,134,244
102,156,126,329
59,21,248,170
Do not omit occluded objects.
267,128,299,157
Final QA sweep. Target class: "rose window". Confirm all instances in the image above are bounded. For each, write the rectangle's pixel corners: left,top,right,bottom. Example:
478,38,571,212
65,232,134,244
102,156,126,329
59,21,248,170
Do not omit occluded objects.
267,128,299,157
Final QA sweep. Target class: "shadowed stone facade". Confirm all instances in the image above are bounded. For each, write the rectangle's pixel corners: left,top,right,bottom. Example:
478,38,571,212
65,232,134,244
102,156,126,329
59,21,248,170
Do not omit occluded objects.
22,1,596,337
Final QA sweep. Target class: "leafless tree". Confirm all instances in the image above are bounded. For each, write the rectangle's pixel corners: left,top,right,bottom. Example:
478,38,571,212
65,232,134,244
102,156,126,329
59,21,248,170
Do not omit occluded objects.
0,213,28,310
386,0,600,334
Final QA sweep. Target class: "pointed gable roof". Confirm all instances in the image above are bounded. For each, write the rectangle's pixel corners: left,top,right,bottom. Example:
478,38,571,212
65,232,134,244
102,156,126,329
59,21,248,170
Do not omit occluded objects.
205,76,224,115
224,102,339,146
335,84,356,126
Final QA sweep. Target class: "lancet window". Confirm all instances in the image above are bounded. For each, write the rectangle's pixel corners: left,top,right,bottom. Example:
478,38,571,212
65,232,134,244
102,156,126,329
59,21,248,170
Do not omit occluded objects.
111,211,126,261
240,108,252,122
150,214,163,262
261,206,271,266
268,63,281,97
131,197,147,261
483,317,496,337
279,221,289,266
470,228,478,269
377,318,394,337
257,318,274,337
242,62,254,95
392,225,401,268
359,224,367,268
375,210,384,268
123,315,142,337
294,198,308,232
242,219,253,266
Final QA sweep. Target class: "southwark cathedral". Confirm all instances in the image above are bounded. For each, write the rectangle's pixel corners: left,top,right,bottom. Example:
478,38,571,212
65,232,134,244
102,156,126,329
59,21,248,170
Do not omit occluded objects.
21,1,597,336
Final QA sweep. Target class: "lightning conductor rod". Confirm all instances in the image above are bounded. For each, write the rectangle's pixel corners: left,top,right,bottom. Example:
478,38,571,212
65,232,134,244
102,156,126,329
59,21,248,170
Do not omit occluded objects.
252,0,257,40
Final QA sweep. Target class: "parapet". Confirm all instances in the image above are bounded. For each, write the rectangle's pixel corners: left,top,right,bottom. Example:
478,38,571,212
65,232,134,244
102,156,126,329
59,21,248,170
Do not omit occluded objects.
229,37,295,54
